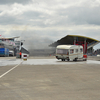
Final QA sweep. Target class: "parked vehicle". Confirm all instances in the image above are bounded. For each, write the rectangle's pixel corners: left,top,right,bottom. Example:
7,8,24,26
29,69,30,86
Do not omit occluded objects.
0,48,9,57
56,45,87,61
9,50,14,56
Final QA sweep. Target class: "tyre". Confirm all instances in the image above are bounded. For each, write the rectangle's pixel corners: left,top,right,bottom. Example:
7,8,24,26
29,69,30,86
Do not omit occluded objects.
61,59,65,61
73,58,77,61
83,59,85,61
67,59,70,61
83,59,87,61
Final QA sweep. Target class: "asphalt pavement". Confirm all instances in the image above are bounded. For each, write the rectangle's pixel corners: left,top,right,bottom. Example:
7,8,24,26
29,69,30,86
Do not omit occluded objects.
0,56,100,100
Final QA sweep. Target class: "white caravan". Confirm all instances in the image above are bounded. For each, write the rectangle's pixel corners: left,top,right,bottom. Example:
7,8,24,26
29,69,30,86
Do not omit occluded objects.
56,45,87,61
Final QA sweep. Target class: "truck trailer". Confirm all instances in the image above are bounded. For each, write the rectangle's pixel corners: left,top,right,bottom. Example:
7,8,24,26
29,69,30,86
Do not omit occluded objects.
0,48,9,57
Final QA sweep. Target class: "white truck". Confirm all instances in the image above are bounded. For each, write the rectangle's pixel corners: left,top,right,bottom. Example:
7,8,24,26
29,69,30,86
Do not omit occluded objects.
56,45,87,61
9,50,14,56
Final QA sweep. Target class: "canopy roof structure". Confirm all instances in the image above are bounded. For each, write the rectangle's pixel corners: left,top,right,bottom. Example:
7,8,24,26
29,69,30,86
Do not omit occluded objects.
50,35,100,49
0,36,20,41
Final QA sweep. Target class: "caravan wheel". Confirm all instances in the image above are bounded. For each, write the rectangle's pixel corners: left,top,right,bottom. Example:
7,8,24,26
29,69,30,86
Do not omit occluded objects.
73,58,77,61
61,59,65,61
67,59,70,61
83,59,87,61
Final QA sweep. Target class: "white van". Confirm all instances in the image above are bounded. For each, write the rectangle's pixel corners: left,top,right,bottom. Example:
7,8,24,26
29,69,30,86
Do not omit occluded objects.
9,50,14,56
56,45,87,61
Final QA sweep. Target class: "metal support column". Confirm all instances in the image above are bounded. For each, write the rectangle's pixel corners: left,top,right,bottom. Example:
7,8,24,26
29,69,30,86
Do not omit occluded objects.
74,37,76,45
84,38,87,54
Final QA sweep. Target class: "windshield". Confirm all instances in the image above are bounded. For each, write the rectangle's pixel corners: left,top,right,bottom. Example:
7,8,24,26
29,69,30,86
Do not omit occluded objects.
57,49,69,54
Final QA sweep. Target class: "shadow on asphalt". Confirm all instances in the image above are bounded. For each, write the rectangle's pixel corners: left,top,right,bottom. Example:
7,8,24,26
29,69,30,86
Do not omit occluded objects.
56,60,86,63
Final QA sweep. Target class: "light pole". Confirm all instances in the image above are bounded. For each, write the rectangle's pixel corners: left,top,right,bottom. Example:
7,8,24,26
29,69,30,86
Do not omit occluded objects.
19,40,25,58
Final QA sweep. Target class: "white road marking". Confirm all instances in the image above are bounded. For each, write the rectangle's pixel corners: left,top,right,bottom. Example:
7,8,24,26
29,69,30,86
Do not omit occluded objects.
0,61,23,79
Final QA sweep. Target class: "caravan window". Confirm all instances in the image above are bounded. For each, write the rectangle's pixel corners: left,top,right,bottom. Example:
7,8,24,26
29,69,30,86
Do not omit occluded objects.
80,48,83,52
57,49,69,54
70,49,74,54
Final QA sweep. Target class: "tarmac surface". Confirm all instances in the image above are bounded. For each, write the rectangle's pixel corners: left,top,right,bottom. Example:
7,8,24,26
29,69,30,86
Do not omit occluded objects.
0,56,100,100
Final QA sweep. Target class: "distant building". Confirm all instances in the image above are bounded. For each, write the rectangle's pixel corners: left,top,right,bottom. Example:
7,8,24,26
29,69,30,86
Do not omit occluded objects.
0,36,29,57
0,37,17,56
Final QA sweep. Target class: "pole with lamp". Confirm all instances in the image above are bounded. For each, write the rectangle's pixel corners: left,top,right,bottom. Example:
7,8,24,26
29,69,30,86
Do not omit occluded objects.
19,40,25,58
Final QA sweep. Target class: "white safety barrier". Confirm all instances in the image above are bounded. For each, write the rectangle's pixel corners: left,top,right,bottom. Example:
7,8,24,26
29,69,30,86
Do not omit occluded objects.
23,54,27,61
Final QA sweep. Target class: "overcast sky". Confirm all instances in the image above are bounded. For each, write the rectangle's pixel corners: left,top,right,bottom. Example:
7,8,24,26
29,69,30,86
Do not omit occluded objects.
0,0,100,49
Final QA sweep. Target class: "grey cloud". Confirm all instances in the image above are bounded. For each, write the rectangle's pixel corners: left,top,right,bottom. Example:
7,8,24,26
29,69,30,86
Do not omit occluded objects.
0,10,49,27
0,0,32,4
23,11,41,19
42,5,100,26
58,6,100,25
0,15,25,25
23,11,52,27
1,2,100,27
0,15,16,25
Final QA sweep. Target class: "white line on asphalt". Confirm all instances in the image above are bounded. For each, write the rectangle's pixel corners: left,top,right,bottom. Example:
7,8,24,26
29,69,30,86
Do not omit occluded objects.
0,61,23,79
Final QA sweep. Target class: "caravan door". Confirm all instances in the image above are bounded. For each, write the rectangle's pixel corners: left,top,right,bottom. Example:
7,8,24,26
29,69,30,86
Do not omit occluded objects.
69,48,80,60
78,47,83,58
69,49,76,60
